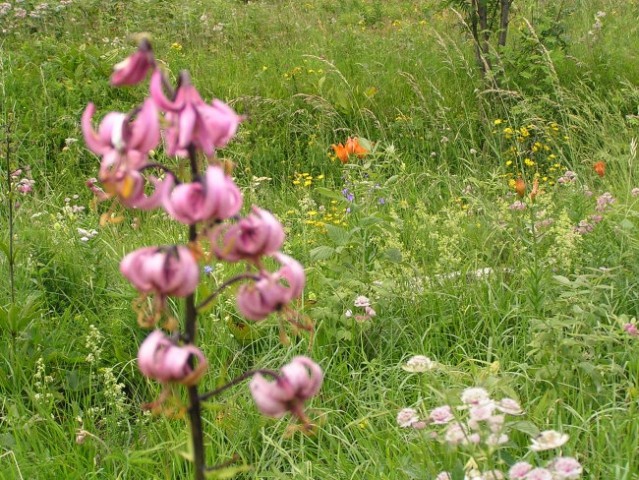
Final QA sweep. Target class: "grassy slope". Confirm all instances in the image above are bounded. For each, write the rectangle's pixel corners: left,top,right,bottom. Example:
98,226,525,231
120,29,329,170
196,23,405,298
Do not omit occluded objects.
2,0,639,478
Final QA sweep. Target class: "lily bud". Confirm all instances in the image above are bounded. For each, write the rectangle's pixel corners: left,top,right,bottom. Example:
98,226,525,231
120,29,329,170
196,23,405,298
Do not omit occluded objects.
110,39,154,86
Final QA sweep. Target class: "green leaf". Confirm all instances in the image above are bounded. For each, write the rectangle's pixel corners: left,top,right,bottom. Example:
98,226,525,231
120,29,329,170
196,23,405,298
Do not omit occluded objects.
310,246,335,262
314,187,346,203
509,420,540,437
325,224,350,246
384,248,403,264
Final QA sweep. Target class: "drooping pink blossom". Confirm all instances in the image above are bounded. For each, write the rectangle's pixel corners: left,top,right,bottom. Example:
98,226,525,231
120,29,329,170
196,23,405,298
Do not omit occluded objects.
623,323,639,337
137,330,207,385
120,245,199,299
249,356,323,421
150,70,242,156
211,206,285,262
110,39,155,86
236,253,305,321
163,165,242,225
82,99,159,159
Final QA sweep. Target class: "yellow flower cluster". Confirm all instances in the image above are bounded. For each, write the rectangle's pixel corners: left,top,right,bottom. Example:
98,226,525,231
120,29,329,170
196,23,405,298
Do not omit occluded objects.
494,119,569,187
292,172,324,188
304,201,348,231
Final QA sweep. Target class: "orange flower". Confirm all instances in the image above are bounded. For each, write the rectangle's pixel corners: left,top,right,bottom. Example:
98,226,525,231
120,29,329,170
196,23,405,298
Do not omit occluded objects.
529,177,539,202
331,137,368,164
346,137,368,158
594,161,605,177
515,178,526,198
331,143,349,163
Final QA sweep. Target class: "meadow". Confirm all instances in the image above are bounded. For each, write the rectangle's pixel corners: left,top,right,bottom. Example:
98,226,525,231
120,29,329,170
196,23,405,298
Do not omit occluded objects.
2,0,639,478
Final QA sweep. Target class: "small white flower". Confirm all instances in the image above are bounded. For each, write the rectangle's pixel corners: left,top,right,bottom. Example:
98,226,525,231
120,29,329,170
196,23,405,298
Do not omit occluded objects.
550,457,582,479
429,405,454,424
344,309,353,318
530,430,569,451
402,355,436,372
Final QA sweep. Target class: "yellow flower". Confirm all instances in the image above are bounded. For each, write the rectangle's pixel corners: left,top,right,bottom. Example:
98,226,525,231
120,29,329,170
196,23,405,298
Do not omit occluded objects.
524,158,535,167
506,160,513,166
520,127,530,137
494,119,503,126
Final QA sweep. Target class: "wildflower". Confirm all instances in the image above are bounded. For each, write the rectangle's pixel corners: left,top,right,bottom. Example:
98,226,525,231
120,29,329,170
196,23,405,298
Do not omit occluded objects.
429,405,454,424
435,473,452,480
397,408,420,428
250,356,323,424
593,161,605,177
507,462,532,479
163,165,242,224
354,295,371,307
509,201,526,211
137,330,207,385
595,192,615,212
403,355,437,373
496,398,523,415
150,70,242,157
624,323,639,337
236,253,305,321
461,387,490,406
111,39,154,86
444,421,468,445
120,245,200,300
211,206,285,262
525,468,553,480
469,402,496,422
530,430,569,451
632,188,639,197
558,171,577,184
331,137,368,164
548,457,582,479
515,178,526,197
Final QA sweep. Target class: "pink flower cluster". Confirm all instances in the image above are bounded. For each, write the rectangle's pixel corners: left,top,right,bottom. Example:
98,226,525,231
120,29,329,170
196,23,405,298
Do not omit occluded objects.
83,40,319,427
10,167,35,195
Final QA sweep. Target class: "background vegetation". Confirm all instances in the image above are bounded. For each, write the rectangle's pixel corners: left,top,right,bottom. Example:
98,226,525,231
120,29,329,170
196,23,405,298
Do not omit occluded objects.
2,0,639,478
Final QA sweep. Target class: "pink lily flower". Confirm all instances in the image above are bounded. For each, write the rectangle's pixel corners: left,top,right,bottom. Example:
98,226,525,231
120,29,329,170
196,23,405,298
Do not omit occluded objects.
110,39,155,87
82,99,160,159
250,356,323,420
210,206,285,262
120,245,199,299
163,165,242,224
236,253,305,321
150,70,241,156
138,330,208,385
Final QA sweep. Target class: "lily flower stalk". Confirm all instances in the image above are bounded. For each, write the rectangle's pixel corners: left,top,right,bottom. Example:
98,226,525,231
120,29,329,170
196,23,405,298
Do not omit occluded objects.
83,39,321,480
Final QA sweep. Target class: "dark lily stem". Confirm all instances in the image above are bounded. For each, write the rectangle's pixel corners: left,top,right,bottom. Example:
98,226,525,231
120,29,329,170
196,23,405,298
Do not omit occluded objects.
138,162,180,180
185,143,206,480
199,369,280,402
4,117,15,303
196,273,260,311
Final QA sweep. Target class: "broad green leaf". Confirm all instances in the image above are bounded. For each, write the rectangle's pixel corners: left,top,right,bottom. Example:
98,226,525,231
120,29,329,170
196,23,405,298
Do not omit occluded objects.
310,246,335,262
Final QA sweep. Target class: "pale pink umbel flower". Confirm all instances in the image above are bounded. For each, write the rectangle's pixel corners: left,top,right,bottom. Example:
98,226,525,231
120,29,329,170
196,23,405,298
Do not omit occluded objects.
396,408,420,428
530,430,569,451
429,405,454,424
550,457,582,479
508,461,532,479
525,468,552,480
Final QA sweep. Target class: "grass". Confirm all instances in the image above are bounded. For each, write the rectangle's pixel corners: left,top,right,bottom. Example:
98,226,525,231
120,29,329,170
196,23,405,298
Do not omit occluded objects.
2,0,639,478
